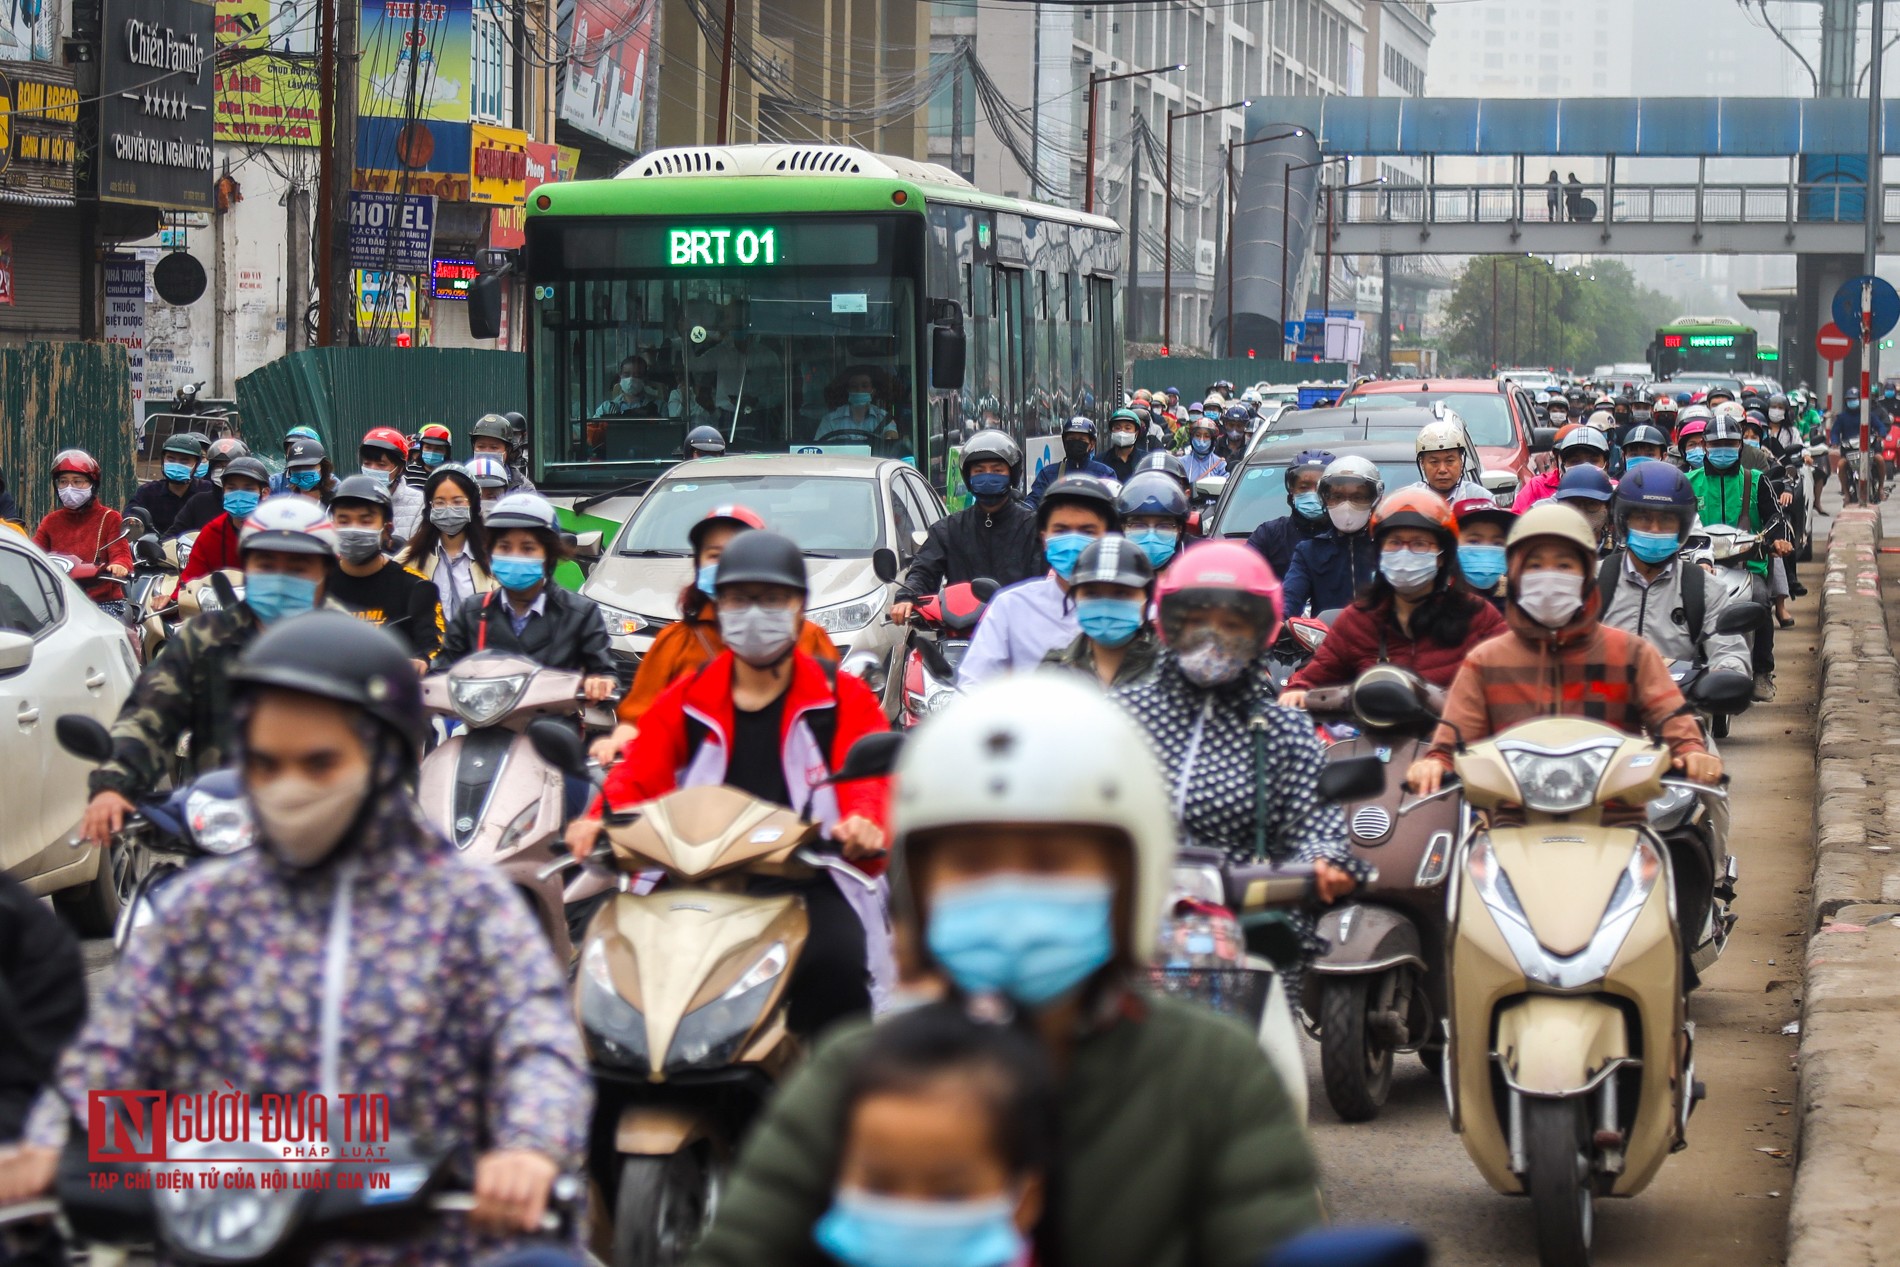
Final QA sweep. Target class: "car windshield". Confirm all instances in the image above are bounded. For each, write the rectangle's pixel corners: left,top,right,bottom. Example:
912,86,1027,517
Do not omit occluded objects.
1340,392,1516,447
616,474,882,557
1212,460,1421,538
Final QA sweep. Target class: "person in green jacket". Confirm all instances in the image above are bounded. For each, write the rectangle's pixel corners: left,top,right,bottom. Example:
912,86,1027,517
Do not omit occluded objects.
688,672,1323,1267
1686,415,1788,702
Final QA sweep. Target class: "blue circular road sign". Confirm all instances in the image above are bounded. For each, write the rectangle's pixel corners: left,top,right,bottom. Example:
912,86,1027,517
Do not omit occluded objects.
1831,275,1900,342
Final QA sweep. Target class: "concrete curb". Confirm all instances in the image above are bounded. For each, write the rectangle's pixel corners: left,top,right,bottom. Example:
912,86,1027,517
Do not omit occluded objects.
1787,507,1900,1267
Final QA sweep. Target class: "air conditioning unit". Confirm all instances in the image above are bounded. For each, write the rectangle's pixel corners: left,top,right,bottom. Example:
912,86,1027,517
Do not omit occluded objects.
1194,239,1216,276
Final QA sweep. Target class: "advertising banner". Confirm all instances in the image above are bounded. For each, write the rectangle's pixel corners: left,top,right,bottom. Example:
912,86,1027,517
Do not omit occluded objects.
104,257,147,426
557,0,653,154
212,0,320,145
488,141,576,248
0,63,79,199
99,0,217,209
355,0,472,198
468,123,527,205
347,190,437,274
0,232,13,305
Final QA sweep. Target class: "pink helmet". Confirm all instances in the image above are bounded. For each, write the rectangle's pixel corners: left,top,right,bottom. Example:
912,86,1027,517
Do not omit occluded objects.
1675,417,1708,443
1155,541,1284,649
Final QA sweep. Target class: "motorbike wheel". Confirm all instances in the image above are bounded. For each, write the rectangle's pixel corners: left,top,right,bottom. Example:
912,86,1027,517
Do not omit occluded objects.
611,1149,719,1267
53,838,125,938
1318,976,1394,1122
1524,1097,1594,1267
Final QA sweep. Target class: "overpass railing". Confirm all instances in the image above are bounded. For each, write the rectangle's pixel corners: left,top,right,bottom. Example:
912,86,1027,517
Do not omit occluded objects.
1327,182,1900,227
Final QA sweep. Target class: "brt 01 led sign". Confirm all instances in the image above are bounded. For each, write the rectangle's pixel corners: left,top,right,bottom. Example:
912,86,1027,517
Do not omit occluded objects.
668,226,779,267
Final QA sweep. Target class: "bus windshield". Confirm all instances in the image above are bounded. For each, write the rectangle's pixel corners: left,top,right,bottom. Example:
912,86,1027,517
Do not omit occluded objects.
527,214,920,487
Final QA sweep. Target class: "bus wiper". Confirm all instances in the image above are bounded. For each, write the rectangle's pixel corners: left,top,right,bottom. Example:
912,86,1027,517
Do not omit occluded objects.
624,548,689,558
803,551,841,558
575,477,655,515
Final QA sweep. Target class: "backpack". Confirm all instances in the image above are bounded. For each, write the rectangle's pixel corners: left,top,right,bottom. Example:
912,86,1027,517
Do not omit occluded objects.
1597,554,1706,657
682,656,843,776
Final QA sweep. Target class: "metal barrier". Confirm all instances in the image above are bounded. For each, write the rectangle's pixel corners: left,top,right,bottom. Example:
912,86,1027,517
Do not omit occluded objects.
1333,181,1900,227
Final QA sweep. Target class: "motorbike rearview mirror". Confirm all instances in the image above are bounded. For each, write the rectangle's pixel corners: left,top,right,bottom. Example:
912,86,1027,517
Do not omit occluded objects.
134,533,166,566
831,731,905,783
526,717,589,780
55,713,114,762
1532,426,1559,453
871,547,900,585
970,576,1000,603
1691,669,1756,712
1350,671,1434,730
1317,755,1387,804
1714,602,1766,635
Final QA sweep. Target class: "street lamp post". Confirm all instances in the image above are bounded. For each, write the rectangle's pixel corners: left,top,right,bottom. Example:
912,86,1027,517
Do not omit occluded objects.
1223,129,1304,357
1165,96,1250,353
1083,62,1185,215
1281,154,1348,361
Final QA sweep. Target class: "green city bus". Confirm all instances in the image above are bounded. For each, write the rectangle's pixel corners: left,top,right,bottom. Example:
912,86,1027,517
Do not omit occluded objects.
1651,316,1760,379
503,145,1126,529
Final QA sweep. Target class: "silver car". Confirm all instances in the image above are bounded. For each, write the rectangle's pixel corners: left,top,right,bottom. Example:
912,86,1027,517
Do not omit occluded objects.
580,454,944,715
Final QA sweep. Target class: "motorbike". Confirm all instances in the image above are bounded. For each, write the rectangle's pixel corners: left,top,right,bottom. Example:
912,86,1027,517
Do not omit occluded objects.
1265,611,1335,693
1298,666,1465,1122
418,651,613,965
123,530,184,661
897,578,995,727
526,720,901,1267
1357,676,1708,1267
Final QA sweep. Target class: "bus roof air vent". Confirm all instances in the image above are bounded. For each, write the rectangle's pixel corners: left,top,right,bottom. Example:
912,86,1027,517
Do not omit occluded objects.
614,144,976,191
621,148,735,178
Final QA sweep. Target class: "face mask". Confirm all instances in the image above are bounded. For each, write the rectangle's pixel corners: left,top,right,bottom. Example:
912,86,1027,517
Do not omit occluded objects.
1189,437,1212,456
695,562,719,599
335,528,384,565
1623,455,1652,471
847,391,873,409
1043,532,1093,580
1706,446,1740,470
490,555,546,592
222,490,261,520
1515,570,1585,629
620,375,639,393
1769,408,1786,422
1684,448,1706,468
1062,438,1092,462
429,505,471,536
361,464,393,483
422,449,446,468
1076,596,1146,648
1744,437,1762,449
1379,548,1440,594
1548,411,1568,425
815,1189,1024,1267
288,468,322,491
195,461,210,478
1633,409,1651,422
968,471,1011,500
244,571,318,624
718,602,800,667
1128,527,1178,569
1457,543,1507,590
249,766,370,868
1626,528,1680,565
1174,626,1255,687
163,461,193,482
1328,503,1371,534
1109,429,1137,449
1292,490,1325,519
927,874,1114,1005
56,485,92,511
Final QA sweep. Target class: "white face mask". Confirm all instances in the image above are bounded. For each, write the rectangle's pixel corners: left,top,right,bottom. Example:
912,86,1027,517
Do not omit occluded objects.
250,767,371,867
1515,570,1585,629
718,603,800,667
1328,503,1372,533
1769,408,1785,422
1110,429,1138,449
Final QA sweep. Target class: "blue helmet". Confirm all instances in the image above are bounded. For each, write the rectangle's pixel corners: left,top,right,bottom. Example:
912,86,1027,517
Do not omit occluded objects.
1116,470,1189,523
1284,449,1336,492
1062,416,1098,437
1553,465,1615,503
1612,459,1697,540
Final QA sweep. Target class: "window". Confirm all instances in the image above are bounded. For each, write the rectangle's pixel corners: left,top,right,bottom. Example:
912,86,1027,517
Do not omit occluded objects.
472,0,507,124
889,479,924,561
0,547,61,637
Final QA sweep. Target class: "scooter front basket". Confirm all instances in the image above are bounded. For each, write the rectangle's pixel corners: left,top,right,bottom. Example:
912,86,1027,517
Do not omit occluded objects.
1146,965,1273,1028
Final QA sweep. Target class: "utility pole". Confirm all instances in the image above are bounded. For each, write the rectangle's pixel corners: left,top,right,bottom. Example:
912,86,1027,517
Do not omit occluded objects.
1511,261,1521,365
318,0,359,347
1859,0,1884,499
1126,112,1144,342
1380,255,1392,375
285,184,309,353
1491,259,1500,373
950,40,966,178
715,0,738,144
315,0,336,347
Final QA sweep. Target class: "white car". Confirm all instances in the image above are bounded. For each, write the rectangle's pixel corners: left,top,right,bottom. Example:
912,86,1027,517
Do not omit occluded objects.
0,530,139,933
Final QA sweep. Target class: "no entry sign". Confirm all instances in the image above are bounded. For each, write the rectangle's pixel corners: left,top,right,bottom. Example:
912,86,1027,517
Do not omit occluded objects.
1817,322,1855,362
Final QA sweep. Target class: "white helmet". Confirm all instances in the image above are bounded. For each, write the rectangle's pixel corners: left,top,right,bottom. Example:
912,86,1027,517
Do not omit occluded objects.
484,491,561,532
1712,400,1746,425
1320,454,1385,500
239,494,338,557
1585,409,1617,431
1414,419,1468,458
889,673,1175,968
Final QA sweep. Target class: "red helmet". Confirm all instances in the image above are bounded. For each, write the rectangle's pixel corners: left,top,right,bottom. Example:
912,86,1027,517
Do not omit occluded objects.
1450,494,1517,532
361,426,410,460
1155,541,1284,649
688,503,766,553
417,424,452,445
50,448,101,482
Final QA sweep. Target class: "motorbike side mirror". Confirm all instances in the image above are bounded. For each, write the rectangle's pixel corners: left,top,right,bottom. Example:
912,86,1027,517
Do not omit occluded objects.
527,717,589,780
1317,755,1387,804
1691,669,1756,711
1352,673,1435,730
831,731,905,783
970,576,1000,603
1532,426,1559,453
1714,602,1765,635
872,547,900,585
135,533,166,565
56,713,115,762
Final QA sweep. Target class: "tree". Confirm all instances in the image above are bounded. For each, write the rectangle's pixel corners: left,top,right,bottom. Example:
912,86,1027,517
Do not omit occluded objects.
1438,257,1680,375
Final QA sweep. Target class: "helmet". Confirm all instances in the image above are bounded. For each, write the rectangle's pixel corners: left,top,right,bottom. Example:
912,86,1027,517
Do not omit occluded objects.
1769,393,1790,410
1740,410,1767,434
1712,400,1745,425
483,492,560,532
207,437,250,464
713,529,807,593
466,455,511,490
1652,390,1679,409
1414,420,1468,457
239,495,339,557
1450,494,1516,532
1062,416,1097,437
1506,501,1599,562
51,448,100,482
1557,426,1610,457
161,433,204,460
503,411,528,440
177,431,212,454
1370,487,1456,546
1622,423,1669,450
360,427,409,461
1584,409,1617,432
685,425,727,456
1186,413,1219,435
688,504,766,553
959,429,1022,482
1186,400,1206,416
1071,535,1155,589
1132,450,1190,493
1108,407,1143,429
284,437,326,469
221,456,271,489
1036,473,1121,531
422,464,478,508
1706,415,1745,444
285,425,321,444
1285,449,1336,492
1676,416,1709,443
330,473,394,513
470,412,515,445
1154,540,1284,649
1222,405,1251,425
1116,471,1189,522
231,611,427,753
1319,454,1385,501
1612,460,1697,541
417,424,452,447
888,674,1176,969
1553,465,1615,504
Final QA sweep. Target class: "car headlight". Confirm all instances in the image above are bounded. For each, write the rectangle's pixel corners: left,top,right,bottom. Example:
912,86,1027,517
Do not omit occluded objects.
808,594,882,634
156,1140,298,1262
449,672,528,727
599,603,649,638
186,788,254,856
1497,741,1617,814
579,939,649,1073
840,648,887,695
665,942,787,1073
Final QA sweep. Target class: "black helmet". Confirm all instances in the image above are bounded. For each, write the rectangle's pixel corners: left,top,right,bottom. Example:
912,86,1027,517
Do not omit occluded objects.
959,429,1022,482
502,411,528,439
714,529,808,593
1116,470,1189,523
221,456,272,489
1071,535,1155,589
1706,415,1745,444
1622,424,1669,450
470,412,515,445
1036,473,1121,531
161,433,204,461
1221,405,1251,425
331,473,394,514
231,611,427,753
1133,449,1190,494
684,425,726,456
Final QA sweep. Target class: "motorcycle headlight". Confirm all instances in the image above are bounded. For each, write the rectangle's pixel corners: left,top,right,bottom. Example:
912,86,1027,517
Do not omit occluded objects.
186,788,254,856
665,942,788,1073
155,1140,299,1262
579,939,649,1073
1469,834,1663,988
1498,741,1617,814
492,800,542,856
195,586,222,613
1292,621,1328,650
840,649,887,696
449,672,528,727
809,594,881,634
599,603,649,638
1170,862,1225,907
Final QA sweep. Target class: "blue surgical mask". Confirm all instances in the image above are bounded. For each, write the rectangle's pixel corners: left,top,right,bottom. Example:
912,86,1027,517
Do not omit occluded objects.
287,468,321,491
1625,528,1680,565
1744,437,1762,449
222,490,261,520
696,562,719,598
361,464,390,482
422,449,446,467
927,873,1114,1005
194,461,210,478
1128,527,1178,569
1043,532,1093,580
1457,543,1507,590
1190,437,1213,456
815,1189,1025,1267
163,461,193,482
1685,448,1706,467
847,391,873,408
490,555,546,592
1623,455,1652,471
243,572,317,625
1075,596,1146,648
1707,446,1740,470
968,471,1011,500
1292,490,1325,519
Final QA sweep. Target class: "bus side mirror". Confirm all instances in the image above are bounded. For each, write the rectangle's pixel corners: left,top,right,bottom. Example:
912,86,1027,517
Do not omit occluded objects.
931,324,966,391
468,273,504,341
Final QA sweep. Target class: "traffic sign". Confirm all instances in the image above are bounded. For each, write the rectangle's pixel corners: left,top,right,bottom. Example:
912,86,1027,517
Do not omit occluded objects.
1283,319,1305,345
1817,321,1855,363
1830,275,1900,342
